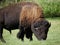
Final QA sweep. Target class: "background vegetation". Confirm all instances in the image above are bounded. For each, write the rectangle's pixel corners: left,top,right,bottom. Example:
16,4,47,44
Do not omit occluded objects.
0,0,60,17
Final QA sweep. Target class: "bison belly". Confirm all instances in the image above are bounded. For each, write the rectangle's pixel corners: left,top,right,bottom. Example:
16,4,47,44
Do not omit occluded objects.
4,12,19,30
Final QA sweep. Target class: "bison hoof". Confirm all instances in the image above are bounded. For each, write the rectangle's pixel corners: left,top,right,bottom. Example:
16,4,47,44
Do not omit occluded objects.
30,38,33,41
21,38,24,41
0,38,6,43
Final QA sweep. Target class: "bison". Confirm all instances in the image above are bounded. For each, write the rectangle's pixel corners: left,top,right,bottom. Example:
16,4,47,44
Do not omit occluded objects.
0,2,51,43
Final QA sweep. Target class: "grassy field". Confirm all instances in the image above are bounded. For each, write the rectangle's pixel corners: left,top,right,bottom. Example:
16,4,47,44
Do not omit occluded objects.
0,17,60,45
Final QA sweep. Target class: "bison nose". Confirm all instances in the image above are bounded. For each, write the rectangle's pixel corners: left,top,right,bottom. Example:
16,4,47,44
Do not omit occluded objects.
43,38,46,40
40,38,46,40
41,34,47,40
40,37,47,40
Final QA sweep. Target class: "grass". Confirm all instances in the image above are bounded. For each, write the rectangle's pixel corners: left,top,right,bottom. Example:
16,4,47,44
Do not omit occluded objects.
0,17,60,45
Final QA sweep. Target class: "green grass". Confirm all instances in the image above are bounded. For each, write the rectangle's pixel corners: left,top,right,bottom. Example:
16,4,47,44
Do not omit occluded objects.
0,17,60,45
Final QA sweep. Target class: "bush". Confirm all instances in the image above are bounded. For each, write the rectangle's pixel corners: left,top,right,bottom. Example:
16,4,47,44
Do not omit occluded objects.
38,0,60,17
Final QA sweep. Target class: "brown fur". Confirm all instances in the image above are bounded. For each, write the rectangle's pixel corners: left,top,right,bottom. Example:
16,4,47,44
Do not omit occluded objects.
17,2,45,41
20,3,44,27
0,2,47,43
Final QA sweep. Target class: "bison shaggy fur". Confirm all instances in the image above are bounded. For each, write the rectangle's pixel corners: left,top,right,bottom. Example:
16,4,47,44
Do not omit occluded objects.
0,2,51,43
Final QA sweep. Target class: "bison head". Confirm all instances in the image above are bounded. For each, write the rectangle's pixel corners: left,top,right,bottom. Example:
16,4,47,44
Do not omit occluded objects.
31,19,51,40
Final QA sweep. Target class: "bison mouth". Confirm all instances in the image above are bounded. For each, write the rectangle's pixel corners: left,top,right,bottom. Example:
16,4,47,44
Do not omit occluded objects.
31,27,46,40
31,24,46,40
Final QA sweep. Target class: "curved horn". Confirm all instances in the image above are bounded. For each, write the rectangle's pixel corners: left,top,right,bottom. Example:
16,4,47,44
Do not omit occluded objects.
49,22,51,27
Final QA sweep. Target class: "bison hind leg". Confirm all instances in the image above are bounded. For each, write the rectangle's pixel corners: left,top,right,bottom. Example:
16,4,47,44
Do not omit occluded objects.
0,26,6,43
0,38,6,43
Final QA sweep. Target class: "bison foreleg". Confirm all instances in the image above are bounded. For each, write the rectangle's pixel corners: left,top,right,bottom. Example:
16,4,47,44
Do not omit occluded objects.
17,26,24,41
17,30,24,41
25,27,33,41
26,32,33,41
29,29,33,41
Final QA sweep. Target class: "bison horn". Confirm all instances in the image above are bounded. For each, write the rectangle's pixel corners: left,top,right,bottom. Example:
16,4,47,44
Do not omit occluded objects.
49,22,51,27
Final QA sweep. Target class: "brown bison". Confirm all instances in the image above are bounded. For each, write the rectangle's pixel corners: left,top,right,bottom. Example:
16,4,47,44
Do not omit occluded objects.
0,2,51,43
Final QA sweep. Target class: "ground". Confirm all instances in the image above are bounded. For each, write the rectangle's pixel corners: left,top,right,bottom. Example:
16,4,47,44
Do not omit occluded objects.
0,17,60,45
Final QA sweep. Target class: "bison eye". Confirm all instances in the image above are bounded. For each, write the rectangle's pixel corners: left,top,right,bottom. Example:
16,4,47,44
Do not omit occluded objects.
35,28,38,30
34,28,39,32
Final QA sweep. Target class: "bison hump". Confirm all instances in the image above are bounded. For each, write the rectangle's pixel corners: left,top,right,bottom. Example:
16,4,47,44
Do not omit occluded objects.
20,4,44,27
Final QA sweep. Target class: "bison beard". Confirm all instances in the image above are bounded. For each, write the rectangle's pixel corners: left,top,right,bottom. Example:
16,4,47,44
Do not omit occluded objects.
0,2,51,43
